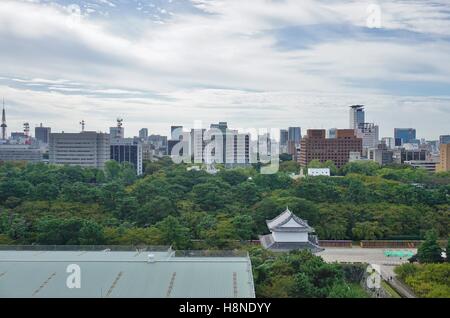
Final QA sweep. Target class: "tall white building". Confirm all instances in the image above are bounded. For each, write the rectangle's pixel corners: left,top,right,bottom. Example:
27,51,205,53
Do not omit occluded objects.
186,126,250,166
189,128,205,163
49,131,110,169
349,105,379,151
356,123,379,149
226,130,250,166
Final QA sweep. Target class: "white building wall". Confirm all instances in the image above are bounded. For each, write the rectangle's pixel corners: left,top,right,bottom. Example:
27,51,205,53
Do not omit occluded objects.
272,231,308,243
357,124,379,149
308,168,330,176
49,132,110,169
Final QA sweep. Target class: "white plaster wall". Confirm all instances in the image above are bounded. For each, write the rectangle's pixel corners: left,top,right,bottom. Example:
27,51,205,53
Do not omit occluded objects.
272,232,308,243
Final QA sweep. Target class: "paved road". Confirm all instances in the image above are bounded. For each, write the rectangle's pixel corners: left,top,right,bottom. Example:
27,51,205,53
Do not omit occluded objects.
317,247,417,298
379,265,416,298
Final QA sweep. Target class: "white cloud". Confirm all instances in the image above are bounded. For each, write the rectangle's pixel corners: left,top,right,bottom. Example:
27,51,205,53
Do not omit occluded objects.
0,0,449,139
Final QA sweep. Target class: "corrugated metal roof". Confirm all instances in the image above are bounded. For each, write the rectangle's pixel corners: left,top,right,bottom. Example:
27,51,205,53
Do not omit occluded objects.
0,249,255,298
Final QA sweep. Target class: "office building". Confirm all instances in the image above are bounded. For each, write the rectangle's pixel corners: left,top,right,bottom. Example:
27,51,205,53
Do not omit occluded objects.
148,135,168,157
226,130,250,166
349,105,365,130
139,128,148,140
400,148,427,163
171,126,183,141
405,161,438,172
299,129,362,168
280,129,288,146
141,143,153,161
368,144,394,166
421,140,440,155
439,135,450,145
381,137,395,149
328,128,337,139
110,119,125,143
10,132,26,142
348,106,379,150
0,144,43,162
279,129,288,154
189,128,205,162
288,127,301,145
208,122,228,164
357,123,379,149
49,131,110,169
168,139,181,158
394,128,417,145
35,124,51,144
110,138,143,175
110,127,123,142
437,144,450,172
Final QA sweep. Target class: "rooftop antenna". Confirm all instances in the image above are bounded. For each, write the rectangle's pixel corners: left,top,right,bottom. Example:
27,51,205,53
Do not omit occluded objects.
80,120,85,132
23,122,31,145
117,118,123,138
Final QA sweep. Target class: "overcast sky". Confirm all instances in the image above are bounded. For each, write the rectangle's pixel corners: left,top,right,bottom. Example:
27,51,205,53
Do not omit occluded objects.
0,0,449,139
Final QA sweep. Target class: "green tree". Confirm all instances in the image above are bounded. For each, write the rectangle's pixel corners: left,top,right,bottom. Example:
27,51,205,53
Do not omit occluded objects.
417,230,444,263
218,169,249,186
352,221,383,240
235,181,260,205
205,218,238,248
156,216,191,249
447,237,450,263
119,162,137,185
231,214,255,241
135,196,177,226
79,221,105,245
36,218,83,245
105,160,121,180
34,183,59,201
192,180,232,211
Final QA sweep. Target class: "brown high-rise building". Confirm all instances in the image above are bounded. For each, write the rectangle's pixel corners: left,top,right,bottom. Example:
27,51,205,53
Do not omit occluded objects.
437,144,450,172
299,129,362,168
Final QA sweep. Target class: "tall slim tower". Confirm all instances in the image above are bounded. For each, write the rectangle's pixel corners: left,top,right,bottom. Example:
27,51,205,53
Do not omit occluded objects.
1,99,7,140
349,105,365,130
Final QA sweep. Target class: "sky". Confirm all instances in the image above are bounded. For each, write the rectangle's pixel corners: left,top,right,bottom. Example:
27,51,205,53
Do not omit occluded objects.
0,0,449,139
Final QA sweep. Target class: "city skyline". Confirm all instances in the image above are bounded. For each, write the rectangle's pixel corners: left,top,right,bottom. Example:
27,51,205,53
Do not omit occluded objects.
0,102,447,142
0,0,449,139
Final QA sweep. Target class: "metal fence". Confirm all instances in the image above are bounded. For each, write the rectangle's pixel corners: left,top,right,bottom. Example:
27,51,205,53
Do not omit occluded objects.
0,245,171,252
174,250,249,258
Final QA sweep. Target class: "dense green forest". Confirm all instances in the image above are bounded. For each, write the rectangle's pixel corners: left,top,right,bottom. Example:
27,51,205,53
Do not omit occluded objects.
395,263,450,297
0,158,449,247
251,248,368,298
